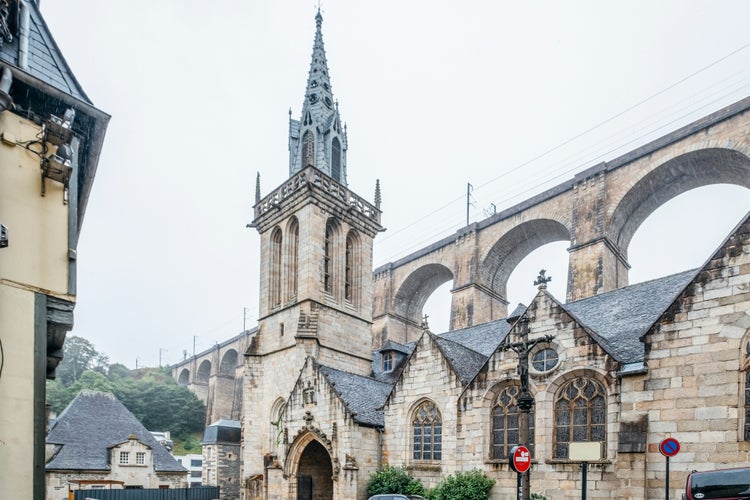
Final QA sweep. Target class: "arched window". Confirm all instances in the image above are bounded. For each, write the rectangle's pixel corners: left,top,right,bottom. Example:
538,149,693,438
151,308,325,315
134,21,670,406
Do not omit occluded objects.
412,400,442,461
382,351,394,373
331,137,341,181
270,227,282,308
302,131,314,168
344,231,359,303
554,377,606,458
286,218,299,301
492,385,535,459
324,221,334,294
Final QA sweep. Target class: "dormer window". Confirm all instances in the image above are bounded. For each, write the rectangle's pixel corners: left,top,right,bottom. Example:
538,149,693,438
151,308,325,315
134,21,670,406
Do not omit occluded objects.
382,351,394,372
119,451,129,465
136,452,146,465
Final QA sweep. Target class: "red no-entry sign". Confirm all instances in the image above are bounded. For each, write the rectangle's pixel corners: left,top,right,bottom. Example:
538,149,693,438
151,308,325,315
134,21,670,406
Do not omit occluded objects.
509,445,531,473
659,437,680,457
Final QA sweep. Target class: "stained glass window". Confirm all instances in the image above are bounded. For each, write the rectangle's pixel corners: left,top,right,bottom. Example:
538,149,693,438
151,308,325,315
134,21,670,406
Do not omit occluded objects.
413,401,442,461
554,377,606,458
492,385,535,459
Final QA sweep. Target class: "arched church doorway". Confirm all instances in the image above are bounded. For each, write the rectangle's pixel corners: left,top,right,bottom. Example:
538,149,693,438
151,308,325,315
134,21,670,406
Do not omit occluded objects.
296,439,333,500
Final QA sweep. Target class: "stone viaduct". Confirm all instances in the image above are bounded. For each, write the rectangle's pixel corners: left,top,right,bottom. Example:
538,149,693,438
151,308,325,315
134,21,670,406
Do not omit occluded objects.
372,97,750,348
170,328,255,425
175,97,750,425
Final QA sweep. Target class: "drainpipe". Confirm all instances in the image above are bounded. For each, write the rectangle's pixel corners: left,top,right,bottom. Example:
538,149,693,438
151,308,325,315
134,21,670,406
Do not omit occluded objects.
18,1,29,70
377,428,384,470
0,66,13,112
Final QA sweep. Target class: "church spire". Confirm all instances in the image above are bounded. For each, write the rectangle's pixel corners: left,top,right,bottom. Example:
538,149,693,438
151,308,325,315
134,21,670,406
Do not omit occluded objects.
288,10,348,185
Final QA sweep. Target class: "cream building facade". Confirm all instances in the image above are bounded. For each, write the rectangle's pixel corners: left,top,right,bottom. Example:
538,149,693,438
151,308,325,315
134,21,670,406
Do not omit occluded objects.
0,2,108,499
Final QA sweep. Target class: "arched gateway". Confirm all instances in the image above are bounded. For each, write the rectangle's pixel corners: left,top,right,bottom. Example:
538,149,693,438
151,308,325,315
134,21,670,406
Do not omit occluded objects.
285,434,335,500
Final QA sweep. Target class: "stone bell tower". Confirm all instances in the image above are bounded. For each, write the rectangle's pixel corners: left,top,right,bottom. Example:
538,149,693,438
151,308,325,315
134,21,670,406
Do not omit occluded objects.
242,10,383,480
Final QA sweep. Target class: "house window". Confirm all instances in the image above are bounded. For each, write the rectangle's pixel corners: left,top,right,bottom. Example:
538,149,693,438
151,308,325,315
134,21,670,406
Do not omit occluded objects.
492,385,535,459
119,451,129,465
136,452,146,465
554,377,606,458
413,400,442,461
382,351,394,372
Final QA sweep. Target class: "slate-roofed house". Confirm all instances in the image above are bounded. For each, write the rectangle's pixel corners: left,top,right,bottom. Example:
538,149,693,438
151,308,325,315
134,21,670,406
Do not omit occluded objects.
0,2,108,499
45,391,186,498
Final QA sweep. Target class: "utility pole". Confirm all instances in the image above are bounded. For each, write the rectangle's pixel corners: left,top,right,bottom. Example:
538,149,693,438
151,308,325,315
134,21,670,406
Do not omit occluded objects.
500,269,555,500
193,336,197,357
466,182,473,226
159,348,167,367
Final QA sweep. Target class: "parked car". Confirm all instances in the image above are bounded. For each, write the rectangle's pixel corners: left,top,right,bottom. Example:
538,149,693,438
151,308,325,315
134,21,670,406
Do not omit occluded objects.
683,466,750,500
367,495,425,500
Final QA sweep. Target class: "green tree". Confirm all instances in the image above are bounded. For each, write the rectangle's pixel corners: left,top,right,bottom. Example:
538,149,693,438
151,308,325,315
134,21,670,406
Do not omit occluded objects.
55,336,109,385
367,465,426,496
427,469,494,500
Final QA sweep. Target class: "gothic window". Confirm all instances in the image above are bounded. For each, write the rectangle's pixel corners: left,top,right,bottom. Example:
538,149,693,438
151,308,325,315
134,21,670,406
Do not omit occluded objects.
491,385,535,459
302,130,314,167
382,351,394,372
286,217,299,301
331,137,341,181
270,227,282,308
344,231,359,303
554,377,606,459
324,221,334,294
413,400,442,461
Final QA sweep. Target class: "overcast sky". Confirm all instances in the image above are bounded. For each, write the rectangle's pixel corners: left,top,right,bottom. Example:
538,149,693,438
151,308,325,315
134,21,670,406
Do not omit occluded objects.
40,1,750,368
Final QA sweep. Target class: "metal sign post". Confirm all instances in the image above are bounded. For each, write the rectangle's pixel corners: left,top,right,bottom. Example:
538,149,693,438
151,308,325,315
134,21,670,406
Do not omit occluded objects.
659,437,680,500
569,442,602,500
509,445,531,500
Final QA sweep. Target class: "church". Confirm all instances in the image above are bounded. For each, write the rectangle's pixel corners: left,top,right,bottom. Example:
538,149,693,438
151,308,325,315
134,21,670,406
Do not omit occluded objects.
170,11,750,500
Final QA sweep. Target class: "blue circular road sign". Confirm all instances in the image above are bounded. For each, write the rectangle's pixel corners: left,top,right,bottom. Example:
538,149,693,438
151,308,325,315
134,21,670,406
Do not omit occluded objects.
659,437,680,457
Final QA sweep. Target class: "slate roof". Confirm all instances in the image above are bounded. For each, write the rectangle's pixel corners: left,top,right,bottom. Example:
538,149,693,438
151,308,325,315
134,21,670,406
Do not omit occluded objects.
0,1,89,102
438,318,512,357
46,391,186,473
202,419,241,445
318,364,393,427
562,269,699,363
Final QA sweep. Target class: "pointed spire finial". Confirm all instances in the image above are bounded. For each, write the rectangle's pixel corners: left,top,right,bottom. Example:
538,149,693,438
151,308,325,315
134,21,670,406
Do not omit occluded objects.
315,6,323,30
255,172,261,204
375,179,382,209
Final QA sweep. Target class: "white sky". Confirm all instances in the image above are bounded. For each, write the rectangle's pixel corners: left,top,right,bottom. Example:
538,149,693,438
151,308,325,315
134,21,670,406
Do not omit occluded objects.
40,1,750,367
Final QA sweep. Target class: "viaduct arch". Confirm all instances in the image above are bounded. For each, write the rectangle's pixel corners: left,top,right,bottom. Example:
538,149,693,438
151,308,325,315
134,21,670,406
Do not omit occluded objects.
171,329,254,424
373,98,750,347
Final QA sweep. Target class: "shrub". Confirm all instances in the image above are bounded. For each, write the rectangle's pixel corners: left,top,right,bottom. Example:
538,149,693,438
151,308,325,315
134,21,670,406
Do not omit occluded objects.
427,469,494,500
531,494,548,500
367,465,426,496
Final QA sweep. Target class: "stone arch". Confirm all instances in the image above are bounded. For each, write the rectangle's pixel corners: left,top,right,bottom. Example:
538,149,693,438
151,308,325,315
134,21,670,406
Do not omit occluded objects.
284,429,337,499
480,219,572,299
196,359,211,384
219,349,238,376
394,263,454,325
609,148,750,255
177,368,190,386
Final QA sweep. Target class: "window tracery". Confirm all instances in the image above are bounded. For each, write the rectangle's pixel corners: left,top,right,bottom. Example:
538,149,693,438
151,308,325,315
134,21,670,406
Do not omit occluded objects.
413,400,442,461
491,385,535,459
554,377,606,459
